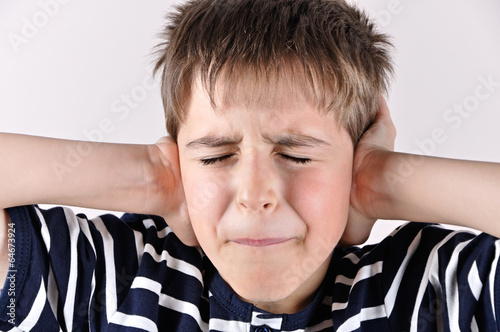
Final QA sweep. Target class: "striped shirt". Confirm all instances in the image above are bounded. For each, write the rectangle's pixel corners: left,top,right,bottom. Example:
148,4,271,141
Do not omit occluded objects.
1,205,499,331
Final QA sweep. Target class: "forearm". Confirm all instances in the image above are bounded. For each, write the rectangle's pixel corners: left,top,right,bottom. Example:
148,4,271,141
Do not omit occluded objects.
364,151,500,237
0,133,157,213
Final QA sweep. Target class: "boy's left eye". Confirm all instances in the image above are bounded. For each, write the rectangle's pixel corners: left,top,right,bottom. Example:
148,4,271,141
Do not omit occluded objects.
199,153,312,166
278,154,312,165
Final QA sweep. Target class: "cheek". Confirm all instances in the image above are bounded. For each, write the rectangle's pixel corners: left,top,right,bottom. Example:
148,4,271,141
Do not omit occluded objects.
181,167,229,238
288,164,352,239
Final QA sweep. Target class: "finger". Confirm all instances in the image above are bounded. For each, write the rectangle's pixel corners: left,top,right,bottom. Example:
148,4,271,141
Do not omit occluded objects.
155,136,175,145
377,96,397,138
376,96,391,122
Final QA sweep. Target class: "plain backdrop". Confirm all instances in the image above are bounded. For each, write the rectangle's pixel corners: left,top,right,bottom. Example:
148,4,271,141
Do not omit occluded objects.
1,0,499,244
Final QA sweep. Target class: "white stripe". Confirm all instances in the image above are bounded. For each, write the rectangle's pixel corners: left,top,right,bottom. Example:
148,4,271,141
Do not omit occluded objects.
446,239,472,332
62,208,81,332
331,261,383,311
334,274,355,286
427,242,445,332
409,231,460,332
133,228,145,263
209,318,248,332
336,305,386,332
77,215,96,255
46,267,58,321
489,240,500,322
159,293,208,331
144,243,203,283
251,310,282,329
76,215,98,324
109,311,158,332
142,219,172,238
341,261,384,286
89,273,96,325
15,277,48,331
340,223,402,266
384,230,422,316
344,252,361,264
471,316,479,332
131,276,162,294
130,276,207,331
92,216,118,322
35,208,59,319
35,208,51,251
468,261,483,301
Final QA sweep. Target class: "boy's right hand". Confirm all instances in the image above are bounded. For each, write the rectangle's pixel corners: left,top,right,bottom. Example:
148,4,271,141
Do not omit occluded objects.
341,97,396,246
150,137,198,246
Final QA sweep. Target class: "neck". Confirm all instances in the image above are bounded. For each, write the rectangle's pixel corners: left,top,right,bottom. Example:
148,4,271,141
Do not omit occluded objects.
246,253,332,314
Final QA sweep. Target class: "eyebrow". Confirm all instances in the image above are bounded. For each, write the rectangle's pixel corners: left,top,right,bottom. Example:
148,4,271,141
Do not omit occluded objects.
263,133,331,148
185,133,331,150
185,135,242,150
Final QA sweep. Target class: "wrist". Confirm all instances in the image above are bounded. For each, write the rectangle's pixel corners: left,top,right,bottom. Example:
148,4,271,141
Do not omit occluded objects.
142,144,169,215
353,149,395,220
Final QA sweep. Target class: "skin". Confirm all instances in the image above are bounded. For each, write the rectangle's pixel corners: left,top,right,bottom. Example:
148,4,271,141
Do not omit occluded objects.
177,80,354,313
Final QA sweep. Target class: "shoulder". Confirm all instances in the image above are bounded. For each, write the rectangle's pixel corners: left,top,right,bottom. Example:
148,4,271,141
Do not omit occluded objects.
0,205,205,330
329,222,500,331
7,204,172,239
333,222,496,282
4,204,200,269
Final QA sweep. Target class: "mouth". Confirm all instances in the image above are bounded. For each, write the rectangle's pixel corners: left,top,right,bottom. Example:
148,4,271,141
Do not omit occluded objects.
232,238,292,247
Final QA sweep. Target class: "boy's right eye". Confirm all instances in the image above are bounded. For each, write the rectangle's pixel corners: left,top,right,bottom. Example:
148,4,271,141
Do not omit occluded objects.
200,154,234,166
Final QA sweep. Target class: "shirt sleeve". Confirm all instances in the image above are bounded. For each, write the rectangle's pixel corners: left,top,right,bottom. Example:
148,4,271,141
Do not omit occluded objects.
0,205,193,331
330,222,500,332
382,223,500,332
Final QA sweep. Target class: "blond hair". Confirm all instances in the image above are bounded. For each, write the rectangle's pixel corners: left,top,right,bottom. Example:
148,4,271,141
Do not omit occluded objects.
154,0,393,144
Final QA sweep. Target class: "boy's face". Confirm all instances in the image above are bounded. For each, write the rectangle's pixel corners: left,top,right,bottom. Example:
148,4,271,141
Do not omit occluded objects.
177,80,353,313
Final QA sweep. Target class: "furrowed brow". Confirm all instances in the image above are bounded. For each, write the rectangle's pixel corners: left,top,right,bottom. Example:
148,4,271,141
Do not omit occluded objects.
185,135,242,150
185,133,330,150
263,133,331,148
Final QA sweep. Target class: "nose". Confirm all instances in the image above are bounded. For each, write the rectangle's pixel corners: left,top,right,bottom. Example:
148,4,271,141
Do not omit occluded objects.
236,153,279,213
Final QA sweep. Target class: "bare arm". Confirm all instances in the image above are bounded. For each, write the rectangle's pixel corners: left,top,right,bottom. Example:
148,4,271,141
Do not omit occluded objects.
0,132,196,243
346,98,500,244
361,151,500,237
0,133,156,212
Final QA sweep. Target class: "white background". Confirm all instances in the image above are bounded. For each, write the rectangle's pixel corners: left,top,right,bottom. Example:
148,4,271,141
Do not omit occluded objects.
1,0,499,244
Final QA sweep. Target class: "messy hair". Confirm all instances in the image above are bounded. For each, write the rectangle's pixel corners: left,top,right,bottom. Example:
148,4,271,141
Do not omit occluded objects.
154,0,393,144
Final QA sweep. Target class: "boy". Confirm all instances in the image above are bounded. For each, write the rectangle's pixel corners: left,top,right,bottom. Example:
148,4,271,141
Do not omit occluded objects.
1,0,500,331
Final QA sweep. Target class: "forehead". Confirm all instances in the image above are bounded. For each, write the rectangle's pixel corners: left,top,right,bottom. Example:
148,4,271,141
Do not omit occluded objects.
201,75,330,117
177,79,349,147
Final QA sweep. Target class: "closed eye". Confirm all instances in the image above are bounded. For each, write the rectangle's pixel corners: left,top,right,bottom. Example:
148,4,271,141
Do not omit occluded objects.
200,154,311,166
200,154,234,166
278,154,311,165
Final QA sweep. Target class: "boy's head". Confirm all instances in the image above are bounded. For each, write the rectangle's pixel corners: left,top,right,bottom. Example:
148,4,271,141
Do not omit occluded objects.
154,0,392,313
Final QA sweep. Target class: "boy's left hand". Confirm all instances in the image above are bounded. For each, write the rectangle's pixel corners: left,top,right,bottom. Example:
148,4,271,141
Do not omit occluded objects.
340,97,396,246
149,137,199,247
